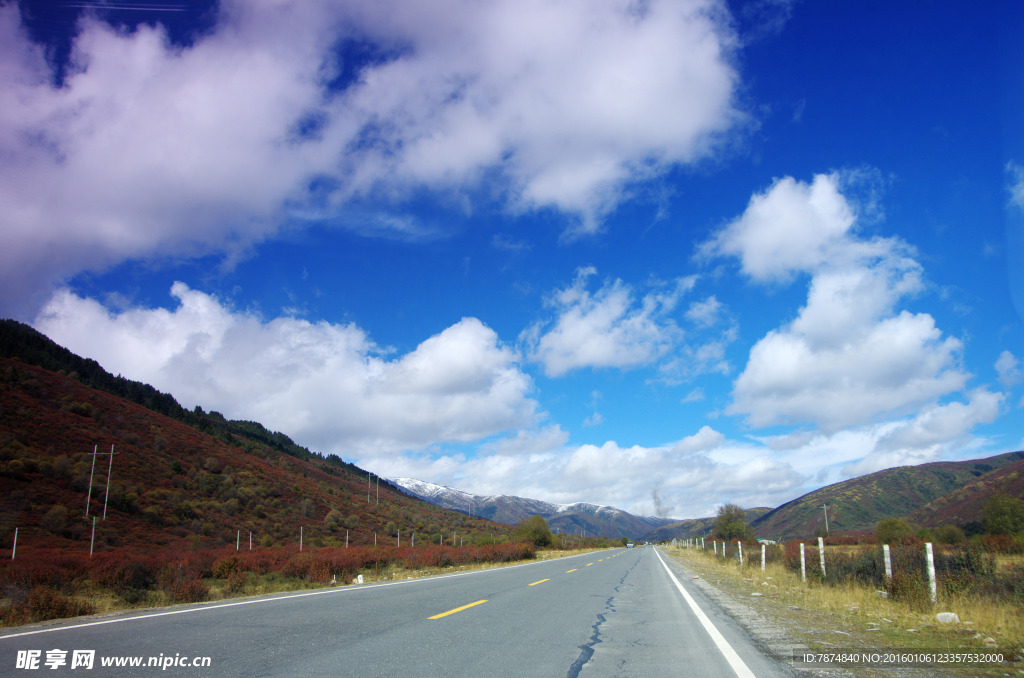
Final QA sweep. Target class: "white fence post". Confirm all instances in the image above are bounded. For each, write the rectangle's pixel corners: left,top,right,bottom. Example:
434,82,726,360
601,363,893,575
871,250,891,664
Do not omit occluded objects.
713,540,717,556
883,544,891,580
925,542,937,604
738,541,743,566
818,537,826,577
800,543,806,583
761,543,766,572
11,527,16,560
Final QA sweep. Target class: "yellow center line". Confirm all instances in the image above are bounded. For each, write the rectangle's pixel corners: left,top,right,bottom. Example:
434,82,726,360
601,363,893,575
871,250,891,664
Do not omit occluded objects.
566,568,578,573
428,599,488,620
528,578,550,586
585,563,593,567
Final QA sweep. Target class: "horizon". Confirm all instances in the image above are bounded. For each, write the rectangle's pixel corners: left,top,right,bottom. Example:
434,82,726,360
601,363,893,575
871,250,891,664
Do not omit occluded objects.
2,0,1022,519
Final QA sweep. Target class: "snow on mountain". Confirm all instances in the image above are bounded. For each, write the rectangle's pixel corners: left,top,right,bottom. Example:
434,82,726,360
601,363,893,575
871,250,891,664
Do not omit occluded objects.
388,477,677,540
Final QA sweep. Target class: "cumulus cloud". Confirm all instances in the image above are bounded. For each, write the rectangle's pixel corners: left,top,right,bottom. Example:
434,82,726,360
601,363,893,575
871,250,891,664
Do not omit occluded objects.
0,0,745,316
33,284,538,456
521,267,694,376
701,173,856,282
710,173,970,432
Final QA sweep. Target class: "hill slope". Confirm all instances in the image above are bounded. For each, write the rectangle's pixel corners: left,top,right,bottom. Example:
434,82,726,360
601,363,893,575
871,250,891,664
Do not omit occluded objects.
0,356,511,555
750,453,1024,540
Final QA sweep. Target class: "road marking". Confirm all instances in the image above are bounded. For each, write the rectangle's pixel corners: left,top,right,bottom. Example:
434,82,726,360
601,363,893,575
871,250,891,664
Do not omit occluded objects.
428,599,488,619
566,569,578,573
528,578,550,586
585,563,593,566
653,549,755,678
0,551,601,641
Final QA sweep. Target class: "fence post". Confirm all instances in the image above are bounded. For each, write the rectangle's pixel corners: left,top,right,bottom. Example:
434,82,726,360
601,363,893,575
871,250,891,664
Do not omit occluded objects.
714,540,717,556
237,530,240,551
761,543,766,573
11,527,16,560
818,537,826,577
925,542,937,604
800,543,806,583
883,544,891,580
90,518,96,556
738,541,743,566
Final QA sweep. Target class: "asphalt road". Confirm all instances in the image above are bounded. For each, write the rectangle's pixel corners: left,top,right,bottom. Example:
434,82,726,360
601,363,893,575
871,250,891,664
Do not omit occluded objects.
0,547,793,677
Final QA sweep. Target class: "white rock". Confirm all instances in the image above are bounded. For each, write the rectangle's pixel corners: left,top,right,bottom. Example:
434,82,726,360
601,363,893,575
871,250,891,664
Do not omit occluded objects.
936,612,960,624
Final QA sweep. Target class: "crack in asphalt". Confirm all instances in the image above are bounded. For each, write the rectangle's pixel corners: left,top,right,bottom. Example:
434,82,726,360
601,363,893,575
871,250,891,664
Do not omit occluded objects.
566,555,641,678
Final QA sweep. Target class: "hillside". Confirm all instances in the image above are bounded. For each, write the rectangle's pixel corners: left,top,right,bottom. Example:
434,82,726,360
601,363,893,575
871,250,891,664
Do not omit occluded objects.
750,452,1024,540
0,356,513,555
906,453,1024,528
391,477,677,539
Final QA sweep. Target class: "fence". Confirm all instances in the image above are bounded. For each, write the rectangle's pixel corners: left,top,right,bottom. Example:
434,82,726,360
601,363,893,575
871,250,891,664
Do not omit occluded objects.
684,537,1013,607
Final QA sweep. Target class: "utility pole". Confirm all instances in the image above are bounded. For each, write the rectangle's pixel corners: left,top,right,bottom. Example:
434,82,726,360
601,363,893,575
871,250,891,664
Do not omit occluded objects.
102,445,118,520
85,445,118,518
822,504,829,536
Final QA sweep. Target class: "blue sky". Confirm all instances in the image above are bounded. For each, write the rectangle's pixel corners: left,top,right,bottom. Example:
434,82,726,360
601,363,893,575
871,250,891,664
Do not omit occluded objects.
2,0,1022,519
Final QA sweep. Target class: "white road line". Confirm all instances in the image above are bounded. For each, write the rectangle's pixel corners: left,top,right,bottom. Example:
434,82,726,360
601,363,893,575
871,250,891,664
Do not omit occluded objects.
653,548,755,678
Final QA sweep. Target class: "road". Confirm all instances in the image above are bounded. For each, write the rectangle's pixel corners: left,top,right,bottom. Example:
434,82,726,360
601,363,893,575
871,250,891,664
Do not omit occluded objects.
1,547,792,677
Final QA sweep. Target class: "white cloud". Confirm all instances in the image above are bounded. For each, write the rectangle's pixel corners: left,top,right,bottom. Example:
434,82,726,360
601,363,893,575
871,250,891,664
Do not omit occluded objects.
996,350,1023,388
33,284,539,457
370,424,806,518
1008,161,1024,211
522,267,692,376
710,173,970,432
702,173,855,282
0,0,745,316
685,295,724,327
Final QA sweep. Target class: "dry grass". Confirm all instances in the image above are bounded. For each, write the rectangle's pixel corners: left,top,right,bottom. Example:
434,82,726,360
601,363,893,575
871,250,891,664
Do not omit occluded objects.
669,546,1024,678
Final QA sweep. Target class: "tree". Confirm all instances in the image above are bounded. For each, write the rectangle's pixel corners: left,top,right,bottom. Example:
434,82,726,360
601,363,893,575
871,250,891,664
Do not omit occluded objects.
875,517,914,543
714,503,754,541
935,525,966,544
983,492,1024,536
514,515,553,547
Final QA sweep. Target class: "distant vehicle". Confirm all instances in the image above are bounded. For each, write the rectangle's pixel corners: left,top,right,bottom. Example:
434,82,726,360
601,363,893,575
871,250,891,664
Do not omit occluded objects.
626,542,634,548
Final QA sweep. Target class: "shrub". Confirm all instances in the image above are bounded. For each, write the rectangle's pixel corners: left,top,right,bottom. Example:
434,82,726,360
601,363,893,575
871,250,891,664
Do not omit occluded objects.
875,517,915,543
158,564,209,603
40,505,68,534
1,587,95,625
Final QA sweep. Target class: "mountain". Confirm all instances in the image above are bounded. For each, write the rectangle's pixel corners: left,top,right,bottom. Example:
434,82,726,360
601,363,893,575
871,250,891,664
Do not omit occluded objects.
0,328,514,554
643,508,773,542
390,477,677,540
749,452,1024,541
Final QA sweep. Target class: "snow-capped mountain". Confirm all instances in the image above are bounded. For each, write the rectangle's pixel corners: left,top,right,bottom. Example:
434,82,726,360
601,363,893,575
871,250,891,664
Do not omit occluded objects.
389,477,678,540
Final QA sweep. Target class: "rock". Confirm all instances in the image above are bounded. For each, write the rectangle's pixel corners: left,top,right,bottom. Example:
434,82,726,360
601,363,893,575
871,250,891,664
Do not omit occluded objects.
752,592,763,596
983,637,997,646
936,612,961,625
875,590,889,599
